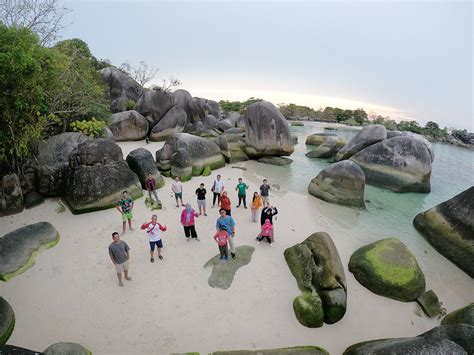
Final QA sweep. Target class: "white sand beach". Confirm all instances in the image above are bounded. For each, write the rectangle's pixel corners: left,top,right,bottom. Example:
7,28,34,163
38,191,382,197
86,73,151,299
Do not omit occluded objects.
0,139,473,355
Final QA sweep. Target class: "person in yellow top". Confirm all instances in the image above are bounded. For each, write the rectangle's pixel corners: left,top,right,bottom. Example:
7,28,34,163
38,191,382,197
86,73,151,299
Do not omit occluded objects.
250,192,263,222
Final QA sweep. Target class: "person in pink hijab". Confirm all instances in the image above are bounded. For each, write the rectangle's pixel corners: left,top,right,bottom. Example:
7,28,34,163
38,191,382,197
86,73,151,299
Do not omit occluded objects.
257,218,274,246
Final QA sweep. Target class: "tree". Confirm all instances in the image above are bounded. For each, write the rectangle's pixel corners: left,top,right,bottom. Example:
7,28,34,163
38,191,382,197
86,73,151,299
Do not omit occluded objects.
0,24,62,174
398,120,422,133
0,0,71,45
353,108,368,124
219,97,263,113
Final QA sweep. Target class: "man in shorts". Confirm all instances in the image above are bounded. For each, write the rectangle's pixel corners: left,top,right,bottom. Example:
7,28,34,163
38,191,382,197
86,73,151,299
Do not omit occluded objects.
108,232,132,287
195,183,207,216
259,179,271,207
172,176,184,207
211,174,224,207
141,214,167,262
116,191,134,235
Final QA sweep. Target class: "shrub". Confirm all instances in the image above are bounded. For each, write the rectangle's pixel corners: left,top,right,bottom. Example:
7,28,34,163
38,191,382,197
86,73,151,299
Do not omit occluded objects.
70,118,106,138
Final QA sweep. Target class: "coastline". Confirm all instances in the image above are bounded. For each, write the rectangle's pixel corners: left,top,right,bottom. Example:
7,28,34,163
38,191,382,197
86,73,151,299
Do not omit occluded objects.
0,140,473,355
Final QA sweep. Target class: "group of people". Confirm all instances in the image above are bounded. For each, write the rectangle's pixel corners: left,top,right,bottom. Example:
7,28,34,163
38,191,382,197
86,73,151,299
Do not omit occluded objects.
108,173,279,286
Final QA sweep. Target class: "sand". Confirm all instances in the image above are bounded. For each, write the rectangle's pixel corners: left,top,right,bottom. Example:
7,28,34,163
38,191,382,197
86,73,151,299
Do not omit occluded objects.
0,139,473,355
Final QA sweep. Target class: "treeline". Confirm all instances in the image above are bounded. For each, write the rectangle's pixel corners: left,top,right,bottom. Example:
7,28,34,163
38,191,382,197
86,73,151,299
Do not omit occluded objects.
0,24,111,175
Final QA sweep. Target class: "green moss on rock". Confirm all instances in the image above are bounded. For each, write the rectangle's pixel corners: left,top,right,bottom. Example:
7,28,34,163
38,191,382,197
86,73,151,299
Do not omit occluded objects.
293,293,324,328
442,303,474,326
416,290,442,318
202,166,212,176
0,297,14,345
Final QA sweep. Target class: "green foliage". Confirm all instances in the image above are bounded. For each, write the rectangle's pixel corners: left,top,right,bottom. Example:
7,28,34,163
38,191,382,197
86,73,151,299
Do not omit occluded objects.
424,121,447,138
125,99,136,111
219,97,262,113
397,120,422,134
278,103,319,118
372,115,398,130
70,118,106,138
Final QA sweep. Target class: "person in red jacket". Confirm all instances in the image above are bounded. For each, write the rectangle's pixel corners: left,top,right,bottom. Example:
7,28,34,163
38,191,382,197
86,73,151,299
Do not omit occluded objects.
141,215,167,263
220,191,232,216
145,173,161,205
180,204,200,241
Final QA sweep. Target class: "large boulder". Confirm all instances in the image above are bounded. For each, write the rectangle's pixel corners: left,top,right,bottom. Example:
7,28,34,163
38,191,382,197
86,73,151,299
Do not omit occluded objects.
284,232,347,327
350,136,432,192
216,119,233,132
212,346,329,355
305,133,337,146
187,97,220,122
0,222,59,281
126,148,164,189
0,174,23,216
413,187,474,277
213,136,231,162
348,238,426,302
156,133,225,177
442,303,474,326
258,156,293,166
24,192,44,209
43,342,91,355
306,138,345,159
170,148,193,180
108,110,148,141
149,106,187,141
387,131,434,162
244,101,294,158
308,160,365,208
0,297,14,344
0,345,42,354
36,133,90,196
183,121,219,138
202,114,219,129
336,124,387,161
135,88,175,125
172,89,192,113
344,324,474,355
65,139,142,213
225,112,241,127
100,67,142,113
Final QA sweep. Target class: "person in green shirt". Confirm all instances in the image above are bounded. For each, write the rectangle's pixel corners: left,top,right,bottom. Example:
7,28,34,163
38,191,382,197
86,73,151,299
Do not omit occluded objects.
235,178,249,209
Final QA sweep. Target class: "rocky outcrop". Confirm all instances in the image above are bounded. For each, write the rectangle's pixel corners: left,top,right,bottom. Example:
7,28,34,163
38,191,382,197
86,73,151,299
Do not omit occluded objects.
0,222,59,281
413,187,474,277
350,136,432,192
0,174,23,216
170,148,193,181
36,132,90,196
284,232,347,327
156,133,225,178
348,238,425,302
258,156,293,166
24,192,44,209
216,119,233,132
336,124,387,161
65,139,142,213
172,89,192,113
108,110,148,141
43,342,91,355
100,67,142,113
183,121,219,138
213,136,231,162
308,161,365,208
126,148,164,190
136,88,174,126
149,106,187,141
0,297,14,344
202,114,219,129
306,138,345,159
187,97,220,122
225,112,241,127
212,346,329,355
442,303,474,326
305,133,337,146
344,324,474,355
244,101,294,158
387,131,434,162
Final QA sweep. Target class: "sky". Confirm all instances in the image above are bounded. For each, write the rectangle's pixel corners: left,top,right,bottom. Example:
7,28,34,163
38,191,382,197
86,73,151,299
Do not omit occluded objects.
61,1,473,130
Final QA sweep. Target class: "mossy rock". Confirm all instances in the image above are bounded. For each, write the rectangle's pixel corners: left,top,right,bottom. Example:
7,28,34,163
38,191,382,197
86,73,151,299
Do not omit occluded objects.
43,342,92,355
0,222,60,281
212,345,329,354
202,166,212,176
293,293,324,328
192,165,204,176
416,290,442,318
348,238,425,302
442,303,474,326
0,297,14,345
291,122,304,126
145,197,162,210
161,170,171,177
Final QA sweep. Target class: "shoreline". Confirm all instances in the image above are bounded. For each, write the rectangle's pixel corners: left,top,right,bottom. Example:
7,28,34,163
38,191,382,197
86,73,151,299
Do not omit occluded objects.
0,144,473,354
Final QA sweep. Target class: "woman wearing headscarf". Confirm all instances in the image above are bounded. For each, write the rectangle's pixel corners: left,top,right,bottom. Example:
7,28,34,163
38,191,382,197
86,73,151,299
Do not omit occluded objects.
180,203,200,241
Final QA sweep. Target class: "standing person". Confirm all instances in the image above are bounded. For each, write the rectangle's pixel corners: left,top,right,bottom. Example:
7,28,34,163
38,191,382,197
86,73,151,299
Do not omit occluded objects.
180,204,200,241
257,219,274,246
211,174,224,208
214,227,229,260
145,173,161,205
220,191,232,216
260,205,278,226
172,176,185,207
116,191,134,235
216,208,236,259
195,183,207,216
259,179,271,207
235,177,249,208
108,232,132,286
141,215,167,262
250,192,263,222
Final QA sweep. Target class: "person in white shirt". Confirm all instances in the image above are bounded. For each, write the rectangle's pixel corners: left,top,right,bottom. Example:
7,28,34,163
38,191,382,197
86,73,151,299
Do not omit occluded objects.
141,215,167,263
211,174,225,207
172,176,184,207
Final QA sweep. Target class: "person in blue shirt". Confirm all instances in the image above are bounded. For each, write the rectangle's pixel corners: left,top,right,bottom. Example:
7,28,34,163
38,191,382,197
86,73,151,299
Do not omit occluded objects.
216,208,236,259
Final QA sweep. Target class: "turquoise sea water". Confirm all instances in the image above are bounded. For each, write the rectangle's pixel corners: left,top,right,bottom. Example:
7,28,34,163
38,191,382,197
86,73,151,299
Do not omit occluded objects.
245,122,474,256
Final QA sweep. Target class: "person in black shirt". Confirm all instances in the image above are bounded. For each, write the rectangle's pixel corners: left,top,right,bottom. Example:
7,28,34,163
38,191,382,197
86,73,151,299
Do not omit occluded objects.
260,206,278,226
195,183,207,216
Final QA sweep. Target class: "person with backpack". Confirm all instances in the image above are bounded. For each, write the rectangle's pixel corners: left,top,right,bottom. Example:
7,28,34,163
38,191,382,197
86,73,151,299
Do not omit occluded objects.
141,215,167,263
180,204,200,241
211,174,224,207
